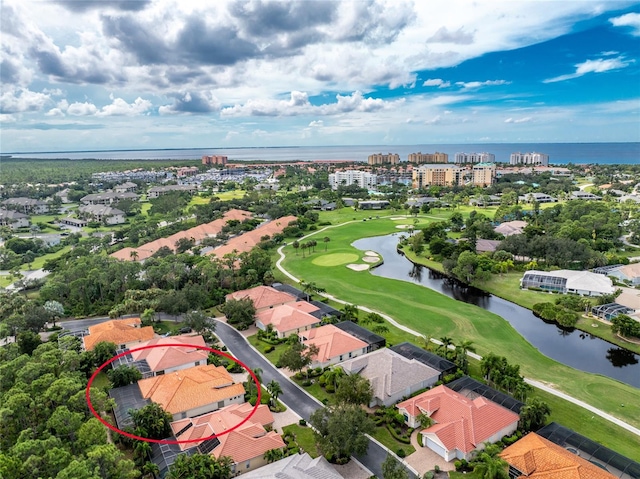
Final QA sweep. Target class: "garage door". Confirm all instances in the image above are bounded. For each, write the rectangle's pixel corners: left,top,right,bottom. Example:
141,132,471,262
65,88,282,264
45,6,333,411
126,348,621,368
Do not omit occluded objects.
426,437,446,459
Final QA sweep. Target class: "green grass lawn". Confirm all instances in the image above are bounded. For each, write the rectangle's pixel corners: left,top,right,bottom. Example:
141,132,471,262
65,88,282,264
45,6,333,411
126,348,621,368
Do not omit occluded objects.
213,190,246,200
370,425,416,457
0,276,12,288
279,218,640,437
282,424,319,457
91,371,111,391
20,245,72,271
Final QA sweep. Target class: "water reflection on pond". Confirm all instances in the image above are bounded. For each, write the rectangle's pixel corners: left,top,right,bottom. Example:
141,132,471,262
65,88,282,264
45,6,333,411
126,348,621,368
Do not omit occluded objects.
352,234,640,388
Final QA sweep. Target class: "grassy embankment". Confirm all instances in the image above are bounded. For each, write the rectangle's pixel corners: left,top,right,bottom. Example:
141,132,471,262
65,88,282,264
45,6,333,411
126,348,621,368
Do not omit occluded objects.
278,216,640,459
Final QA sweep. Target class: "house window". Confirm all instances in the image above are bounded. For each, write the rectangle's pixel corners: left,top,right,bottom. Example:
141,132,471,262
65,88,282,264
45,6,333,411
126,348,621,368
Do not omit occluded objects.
339,355,343,361
218,401,224,408
349,352,352,358
181,412,187,419
246,460,250,469
157,370,164,376
195,361,200,366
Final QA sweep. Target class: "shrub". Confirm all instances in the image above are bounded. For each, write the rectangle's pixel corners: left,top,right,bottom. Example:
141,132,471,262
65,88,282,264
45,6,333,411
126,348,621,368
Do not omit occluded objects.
417,433,423,447
301,379,312,387
396,448,406,458
454,461,462,471
299,419,307,426
264,346,275,353
325,384,335,393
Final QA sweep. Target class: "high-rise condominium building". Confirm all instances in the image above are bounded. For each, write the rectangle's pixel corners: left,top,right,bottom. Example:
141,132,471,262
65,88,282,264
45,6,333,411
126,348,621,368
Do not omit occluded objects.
407,152,448,164
202,155,228,165
329,171,378,190
454,152,496,164
509,152,549,166
471,163,496,186
368,153,400,165
413,164,464,188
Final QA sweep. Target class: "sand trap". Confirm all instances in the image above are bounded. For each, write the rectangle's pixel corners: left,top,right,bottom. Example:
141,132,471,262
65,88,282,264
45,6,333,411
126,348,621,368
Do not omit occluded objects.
347,264,369,271
396,224,410,229
364,250,379,256
362,256,379,263
390,216,406,220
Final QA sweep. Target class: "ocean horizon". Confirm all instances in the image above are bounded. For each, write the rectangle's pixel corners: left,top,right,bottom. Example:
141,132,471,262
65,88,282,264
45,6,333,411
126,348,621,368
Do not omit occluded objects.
3,142,639,165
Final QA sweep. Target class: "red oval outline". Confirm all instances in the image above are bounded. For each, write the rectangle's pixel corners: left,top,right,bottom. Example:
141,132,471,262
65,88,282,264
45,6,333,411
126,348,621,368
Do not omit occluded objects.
86,343,261,444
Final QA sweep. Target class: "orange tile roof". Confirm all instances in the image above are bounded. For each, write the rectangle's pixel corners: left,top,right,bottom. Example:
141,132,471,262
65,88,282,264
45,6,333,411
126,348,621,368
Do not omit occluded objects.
170,403,276,452
83,318,155,351
225,285,298,310
500,433,617,479
110,209,252,261
137,365,245,415
206,215,297,258
255,304,321,334
397,385,519,454
302,324,368,363
130,335,209,372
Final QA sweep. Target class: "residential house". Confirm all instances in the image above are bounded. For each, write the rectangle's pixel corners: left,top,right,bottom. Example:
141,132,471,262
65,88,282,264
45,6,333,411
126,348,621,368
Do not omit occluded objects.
475,239,502,254
359,200,390,210
521,270,614,296
570,191,602,201
608,263,640,286
340,348,441,408
80,192,138,205
500,432,617,479
170,403,285,475
128,335,209,376
518,192,557,203
397,385,519,461
1,197,49,214
240,452,345,479
469,195,501,207
255,303,321,338
147,185,198,199
114,181,137,193
0,208,30,229
335,321,386,352
83,318,155,351
60,217,88,228
54,188,72,203
300,324,368,368
225,285,298,312
390,342,457,380
137,364,245,420
78,205,126,225
494,220,528,237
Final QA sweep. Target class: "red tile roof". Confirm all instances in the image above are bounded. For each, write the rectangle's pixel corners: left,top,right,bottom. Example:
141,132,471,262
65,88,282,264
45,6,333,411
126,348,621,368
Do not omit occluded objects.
129,335,208,372
255,303,321,334
83,318,155,351
137,364,245,415
225,285,297,311
500,433,617,479
397,385,519,454
170,403,285,463
302,324,368,363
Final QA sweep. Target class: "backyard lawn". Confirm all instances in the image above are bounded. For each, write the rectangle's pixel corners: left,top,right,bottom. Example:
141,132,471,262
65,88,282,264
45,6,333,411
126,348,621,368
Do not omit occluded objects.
282,424,319,458
278,216,640,455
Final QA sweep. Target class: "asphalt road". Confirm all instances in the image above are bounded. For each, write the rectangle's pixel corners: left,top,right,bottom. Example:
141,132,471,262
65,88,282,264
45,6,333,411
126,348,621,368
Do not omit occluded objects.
213,320,418,479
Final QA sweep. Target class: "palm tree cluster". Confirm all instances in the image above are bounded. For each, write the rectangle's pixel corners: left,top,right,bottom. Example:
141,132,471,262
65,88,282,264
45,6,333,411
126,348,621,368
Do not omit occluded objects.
436,336,476,374
480,353,533,401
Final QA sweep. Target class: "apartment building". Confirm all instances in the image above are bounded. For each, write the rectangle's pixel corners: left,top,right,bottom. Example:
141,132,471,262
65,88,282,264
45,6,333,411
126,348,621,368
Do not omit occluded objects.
328,170,377,190
413,164,464,188
202,155,228,165
471,162,496,186
509,152,549,166
454,152,495,164
407,152,448,164
368,152,400,165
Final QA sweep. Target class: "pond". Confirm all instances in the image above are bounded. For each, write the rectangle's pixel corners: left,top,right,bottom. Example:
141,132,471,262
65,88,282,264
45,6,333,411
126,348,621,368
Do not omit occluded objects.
352,234,640,388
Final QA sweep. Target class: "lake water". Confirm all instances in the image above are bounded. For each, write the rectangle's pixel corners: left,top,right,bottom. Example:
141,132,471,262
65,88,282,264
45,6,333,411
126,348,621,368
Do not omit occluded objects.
4,142,639,164
352,234,640,388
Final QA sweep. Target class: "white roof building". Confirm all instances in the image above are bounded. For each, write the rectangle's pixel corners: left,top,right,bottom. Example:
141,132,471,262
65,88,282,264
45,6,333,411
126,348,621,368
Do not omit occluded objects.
521,270,614,297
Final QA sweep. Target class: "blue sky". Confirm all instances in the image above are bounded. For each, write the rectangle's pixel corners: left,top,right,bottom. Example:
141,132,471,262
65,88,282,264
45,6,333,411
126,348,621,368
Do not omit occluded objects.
1,0,639,152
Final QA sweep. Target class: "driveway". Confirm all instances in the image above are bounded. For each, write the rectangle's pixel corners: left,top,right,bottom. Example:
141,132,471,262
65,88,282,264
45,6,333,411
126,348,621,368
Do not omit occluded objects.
213,320,418,479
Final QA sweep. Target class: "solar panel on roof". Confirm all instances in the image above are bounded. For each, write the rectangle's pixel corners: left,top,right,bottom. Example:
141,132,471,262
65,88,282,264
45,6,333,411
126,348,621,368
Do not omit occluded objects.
197,437,221,455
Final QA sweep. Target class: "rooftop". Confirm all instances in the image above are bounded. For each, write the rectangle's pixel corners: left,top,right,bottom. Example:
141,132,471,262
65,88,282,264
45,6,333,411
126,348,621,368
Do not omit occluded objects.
226,285,298,310
83,318,155,351
301,324,368,363
240,452,345,479
523,270,614,295
130,335,209,373
255,303,321,334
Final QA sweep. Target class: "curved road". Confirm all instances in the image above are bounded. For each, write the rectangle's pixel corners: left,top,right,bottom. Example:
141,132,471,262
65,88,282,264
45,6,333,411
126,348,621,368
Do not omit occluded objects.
214,320,418,479
275,223,640,438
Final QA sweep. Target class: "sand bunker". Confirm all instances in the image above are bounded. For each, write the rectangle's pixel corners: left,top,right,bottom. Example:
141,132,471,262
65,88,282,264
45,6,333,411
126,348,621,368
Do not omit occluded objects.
362,256,379,263
390,217,406,220
347,264,369,271
396,224,410,229
364,251,379,256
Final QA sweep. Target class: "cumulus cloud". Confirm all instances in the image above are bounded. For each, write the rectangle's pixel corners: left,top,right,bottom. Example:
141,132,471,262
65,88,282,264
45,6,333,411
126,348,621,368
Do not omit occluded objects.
423,78,451,88
96,96,152,116
54,0,152,12
427,26,474,44
543,56,633,83
159,91,221,114
455,80,510,89
308,120,324,127
0,88,51,113
609,12,640,36
67,101,98,116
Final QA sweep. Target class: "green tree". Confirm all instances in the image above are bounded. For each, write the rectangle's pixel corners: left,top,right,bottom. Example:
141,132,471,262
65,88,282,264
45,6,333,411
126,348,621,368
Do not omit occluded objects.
263,448,285,464
309,403,374,461
43,300,65,327
183,310,216,334
266,379,283,407
130,402,173,440
472,444,509,479
77,418,108,451
341,303,359,322
323,236,331,251
166,453,233,479
382,454,409,479
220,298,256,330
17,331,42,355
107,365,142,388
278,340,319,378
91,341,117,368
335,373,373,406
519,397,551,432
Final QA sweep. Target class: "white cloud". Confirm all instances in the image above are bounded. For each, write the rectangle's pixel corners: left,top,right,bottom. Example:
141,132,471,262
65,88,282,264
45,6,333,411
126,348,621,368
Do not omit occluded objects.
45,108,65,117
308,120,324,127
610,12,640,36
455,80,510,89
505,117,533,123
544,56,633,83
67,101,98,116
0,88,51,113
423,78,451,88
96,97,153,116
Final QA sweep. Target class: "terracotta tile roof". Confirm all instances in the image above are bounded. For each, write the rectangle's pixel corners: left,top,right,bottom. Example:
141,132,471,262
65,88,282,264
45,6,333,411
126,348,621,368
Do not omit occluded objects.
170,403,284,463
170,403,275,451
137,365,245,415
397,385,519,454
110,209,252,261
130,335,209,372
302,324,368,363
341,348,440,402
255,304,321,334
206,215,297,258
225,285,297,311
500,433,617,479
83,318,155,351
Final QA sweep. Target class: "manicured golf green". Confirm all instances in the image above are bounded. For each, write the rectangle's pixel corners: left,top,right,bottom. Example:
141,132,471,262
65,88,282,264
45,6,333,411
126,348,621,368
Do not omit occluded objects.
311,253,359,266
280,217,640,434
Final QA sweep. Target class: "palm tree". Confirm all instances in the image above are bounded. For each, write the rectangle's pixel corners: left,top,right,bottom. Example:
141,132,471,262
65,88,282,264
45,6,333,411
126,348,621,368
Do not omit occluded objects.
322,367,345,389
323,236,330,251
266,380,283,407
519,397,551,432
438,336,454,358
264,448,284,464
142,461,159,479
341,303,359,322
130,250,139,261
473,445,509,479
292,240,300,255
454,339,476,373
